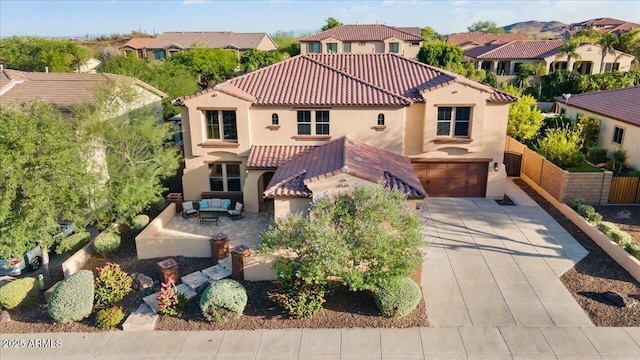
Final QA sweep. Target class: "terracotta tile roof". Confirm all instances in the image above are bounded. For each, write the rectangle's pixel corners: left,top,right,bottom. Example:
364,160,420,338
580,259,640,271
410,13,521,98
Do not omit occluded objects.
173,54,516,106
300,24,424,42
464,40,565,59
0,69,166,112
247,145,315,169
264,136,426,199
120,37,155,50
446,32,529,47
555,87,640,127
146,32,275,50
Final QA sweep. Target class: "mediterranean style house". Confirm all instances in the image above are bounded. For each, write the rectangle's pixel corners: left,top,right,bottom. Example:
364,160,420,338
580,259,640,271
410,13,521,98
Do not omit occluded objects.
446,32,529,50
464,40,635,76
299,24,424,59
555,87,640,170
173,53,517,217
122,32,278,61
567,17,640,37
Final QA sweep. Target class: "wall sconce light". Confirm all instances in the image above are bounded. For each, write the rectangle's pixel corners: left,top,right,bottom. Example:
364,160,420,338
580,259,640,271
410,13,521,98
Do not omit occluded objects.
493,162,499,172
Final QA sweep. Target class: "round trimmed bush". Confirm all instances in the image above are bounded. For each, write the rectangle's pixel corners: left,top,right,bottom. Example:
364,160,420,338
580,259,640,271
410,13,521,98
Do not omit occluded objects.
200,279,247,322
48,270,94,324
0,277,39,309
131,215,150,233
56,231,91,254
373,276,421,318
94,231,121,255
95,306,125,330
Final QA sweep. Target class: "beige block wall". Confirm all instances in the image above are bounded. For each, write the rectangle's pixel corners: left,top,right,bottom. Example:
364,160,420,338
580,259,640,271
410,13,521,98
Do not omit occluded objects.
563,171,613,205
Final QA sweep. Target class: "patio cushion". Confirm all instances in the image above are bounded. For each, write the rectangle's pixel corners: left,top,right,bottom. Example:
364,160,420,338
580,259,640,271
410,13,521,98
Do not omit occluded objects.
198,200,208,209
209,198,222,208
222,199,232,210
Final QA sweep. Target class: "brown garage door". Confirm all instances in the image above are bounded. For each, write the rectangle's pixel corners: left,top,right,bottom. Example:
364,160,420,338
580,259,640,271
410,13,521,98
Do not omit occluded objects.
413,162,488,197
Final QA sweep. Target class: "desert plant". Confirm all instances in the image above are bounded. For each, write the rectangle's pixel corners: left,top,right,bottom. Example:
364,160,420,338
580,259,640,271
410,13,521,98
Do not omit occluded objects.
611,148,629,175
156,280,187,317
537,124,585,169
271,276,329,319
570,198,587,209
626,242,640,258
95,306,125,330
610,228,632,247
576,204,596,218
0,277,39,309
598,221,618,237
586,148,608,164
200,279,247,322
47,270,94,324
373,276,422,318
94,262,132,308
587,212,603,226
578,116,600,150
130,214,150,233
55,231,91,254
94,231,121,255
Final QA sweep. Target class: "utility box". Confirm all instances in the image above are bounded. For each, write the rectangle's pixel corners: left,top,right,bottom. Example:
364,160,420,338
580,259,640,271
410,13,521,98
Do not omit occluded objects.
210,232,230,265
231,245,251,281
157,258,179,284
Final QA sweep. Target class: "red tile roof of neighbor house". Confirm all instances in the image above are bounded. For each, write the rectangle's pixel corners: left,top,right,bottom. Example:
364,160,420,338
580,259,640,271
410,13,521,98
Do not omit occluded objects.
0,69,166,112
446,32,529,47
464,40,565,59
247,145,315,169
173,54,516,106
263,136,427,199
555,87,640,127
299,24,424,42
145,32,275,50
120,37,155,50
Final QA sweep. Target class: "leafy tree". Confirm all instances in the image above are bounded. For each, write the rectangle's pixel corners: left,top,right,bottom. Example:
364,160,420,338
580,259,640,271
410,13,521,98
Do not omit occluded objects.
98,54,150,79
598,33,619,73
540,70,586,100
507,94,544,143
169,47,238,86
271,31,301,57
420,26,445,41
417,41,463,68
0,36,92,72
571,29,604,43
578,116,600,149
321,17,342,31
616,28,640,64
537,124,585,169
0,101,95,282
239,48,283,72
467,20,504,34
557,41,581,70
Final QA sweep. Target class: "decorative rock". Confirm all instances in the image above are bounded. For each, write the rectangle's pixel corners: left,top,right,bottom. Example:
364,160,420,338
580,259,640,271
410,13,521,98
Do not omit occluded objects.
0,310,10,323
180,271,208,292
131,273,153,291
603,291,630,307
142,292,160,313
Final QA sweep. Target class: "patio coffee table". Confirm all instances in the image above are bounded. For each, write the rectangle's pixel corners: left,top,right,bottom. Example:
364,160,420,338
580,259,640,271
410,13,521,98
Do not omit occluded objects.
199,211,219,225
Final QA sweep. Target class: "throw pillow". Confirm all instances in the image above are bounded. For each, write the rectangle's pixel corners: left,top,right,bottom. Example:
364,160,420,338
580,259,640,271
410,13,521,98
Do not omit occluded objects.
222,200,231,210
199,200,208,209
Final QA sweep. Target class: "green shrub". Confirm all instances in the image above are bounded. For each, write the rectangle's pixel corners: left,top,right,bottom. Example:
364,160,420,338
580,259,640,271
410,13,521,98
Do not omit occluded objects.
373,276,421,318
578,117,600,150
131,215,150,233
598,221,618,237
0,277,39,309
630,170,640,177
570,198,586,209
94,262,132,308
200,279,247,322
611,148,629,175
95,306,125,330
586,148,607,164
537,125,585,169
611,229,632,247
55,231,91,254
271,277,328,319
48,270,94,324
576,204,596,218
94,231,121,255
587,212,603,226
625,242,640,259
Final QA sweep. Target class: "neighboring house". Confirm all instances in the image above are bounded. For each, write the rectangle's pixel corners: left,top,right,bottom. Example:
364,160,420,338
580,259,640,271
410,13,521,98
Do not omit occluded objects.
464,40,635,76
555,87,640,170
172,53,517,217
299,24,424,58
567,17,640,37
446,32,529,50
75,57,102,73
143,32,277,60
119,37,155,59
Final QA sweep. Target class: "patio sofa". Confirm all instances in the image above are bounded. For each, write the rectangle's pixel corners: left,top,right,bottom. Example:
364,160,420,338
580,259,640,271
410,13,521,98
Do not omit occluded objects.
197,198,232,213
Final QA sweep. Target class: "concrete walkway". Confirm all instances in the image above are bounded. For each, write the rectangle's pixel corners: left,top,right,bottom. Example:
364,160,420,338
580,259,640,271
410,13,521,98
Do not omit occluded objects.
3,179,640,359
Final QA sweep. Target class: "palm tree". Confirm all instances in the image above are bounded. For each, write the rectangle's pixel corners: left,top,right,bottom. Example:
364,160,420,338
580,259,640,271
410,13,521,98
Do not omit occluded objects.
557,41,581,71
598,33,619,73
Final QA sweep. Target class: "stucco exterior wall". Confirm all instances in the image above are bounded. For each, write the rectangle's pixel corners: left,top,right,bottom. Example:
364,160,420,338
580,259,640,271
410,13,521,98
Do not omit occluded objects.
274,198,310,219
256,36,278,51
557,103,640,170
301,39,421,58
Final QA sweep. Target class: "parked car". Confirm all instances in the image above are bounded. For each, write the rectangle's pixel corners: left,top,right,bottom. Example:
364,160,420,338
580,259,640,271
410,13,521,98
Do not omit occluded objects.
0,222,74,276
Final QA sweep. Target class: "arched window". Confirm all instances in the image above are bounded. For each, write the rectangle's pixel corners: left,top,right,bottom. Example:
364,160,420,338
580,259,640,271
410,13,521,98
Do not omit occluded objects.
377,113,385,126
271,113,279,125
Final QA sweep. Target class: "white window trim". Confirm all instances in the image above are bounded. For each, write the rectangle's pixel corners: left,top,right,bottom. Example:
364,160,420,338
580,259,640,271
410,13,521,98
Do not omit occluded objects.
612,126,625,145
436,106,472,138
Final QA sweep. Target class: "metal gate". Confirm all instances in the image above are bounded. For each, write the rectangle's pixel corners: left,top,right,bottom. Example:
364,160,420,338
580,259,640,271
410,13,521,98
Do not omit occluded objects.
503,152,522,177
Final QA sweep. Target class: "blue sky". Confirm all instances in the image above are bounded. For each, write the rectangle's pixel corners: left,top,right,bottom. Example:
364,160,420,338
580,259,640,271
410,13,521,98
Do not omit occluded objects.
1,0,638,38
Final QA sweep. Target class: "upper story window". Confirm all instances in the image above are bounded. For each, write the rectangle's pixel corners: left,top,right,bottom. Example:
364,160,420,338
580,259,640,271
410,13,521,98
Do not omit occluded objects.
271,113,279,125
343,42,351,53
437,106,471,138
153,50,165,60
205,110,237,142
604,63,620,72
377,114,385,126
308,42,321,53
613,126,624,145
327,43,338,53
411,42,420,46
389,42,400,53
209,163,241,192
358,42,366,46
297,110,330,136
513,62,523,74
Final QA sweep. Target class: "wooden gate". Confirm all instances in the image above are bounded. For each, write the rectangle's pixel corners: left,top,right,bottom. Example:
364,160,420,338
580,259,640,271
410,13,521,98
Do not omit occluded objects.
503,152,522,177
609,177,640,204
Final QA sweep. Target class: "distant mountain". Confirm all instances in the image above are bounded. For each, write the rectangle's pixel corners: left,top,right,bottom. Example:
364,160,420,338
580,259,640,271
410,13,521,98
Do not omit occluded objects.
502,21,568,39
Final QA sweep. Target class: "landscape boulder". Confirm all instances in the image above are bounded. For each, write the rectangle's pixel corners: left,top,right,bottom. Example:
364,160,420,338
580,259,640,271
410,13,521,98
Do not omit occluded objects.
131,273,153,291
